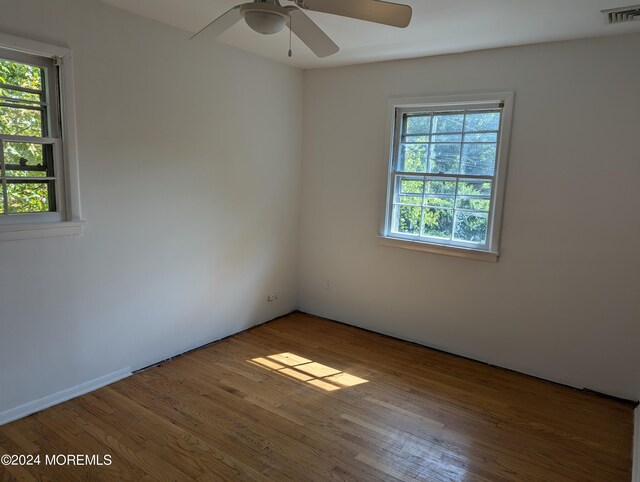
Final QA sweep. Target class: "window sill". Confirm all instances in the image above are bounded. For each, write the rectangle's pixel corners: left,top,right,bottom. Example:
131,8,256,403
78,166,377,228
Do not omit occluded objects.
0,221,85,242
378,236,499,262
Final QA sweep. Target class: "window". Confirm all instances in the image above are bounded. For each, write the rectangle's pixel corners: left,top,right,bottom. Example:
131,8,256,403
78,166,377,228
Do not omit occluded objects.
381,93,513,261
0,34,82,241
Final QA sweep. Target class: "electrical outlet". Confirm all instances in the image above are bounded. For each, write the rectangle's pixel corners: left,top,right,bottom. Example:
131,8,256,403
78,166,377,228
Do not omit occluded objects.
267,293,279,302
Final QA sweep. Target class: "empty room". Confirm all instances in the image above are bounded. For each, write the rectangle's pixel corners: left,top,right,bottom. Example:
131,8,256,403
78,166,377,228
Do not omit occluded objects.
1,0,639,480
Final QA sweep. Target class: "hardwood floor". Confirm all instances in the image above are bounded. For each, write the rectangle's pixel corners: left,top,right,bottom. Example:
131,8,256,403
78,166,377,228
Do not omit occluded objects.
0,312,635,481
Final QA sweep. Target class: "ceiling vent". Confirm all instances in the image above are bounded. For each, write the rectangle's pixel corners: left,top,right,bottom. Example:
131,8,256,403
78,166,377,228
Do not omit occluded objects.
602,5,640,24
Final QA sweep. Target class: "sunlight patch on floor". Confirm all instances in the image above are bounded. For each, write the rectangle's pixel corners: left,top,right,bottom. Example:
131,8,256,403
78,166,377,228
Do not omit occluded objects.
248,353,368,391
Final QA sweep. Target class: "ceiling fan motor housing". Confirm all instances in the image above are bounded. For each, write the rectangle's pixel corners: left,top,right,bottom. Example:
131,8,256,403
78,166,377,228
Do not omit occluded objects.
240,2,289,34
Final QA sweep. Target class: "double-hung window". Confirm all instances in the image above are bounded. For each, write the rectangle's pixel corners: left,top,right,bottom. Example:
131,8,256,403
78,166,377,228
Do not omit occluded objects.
0,50,60,219
0,34,81,241
381,92,513,261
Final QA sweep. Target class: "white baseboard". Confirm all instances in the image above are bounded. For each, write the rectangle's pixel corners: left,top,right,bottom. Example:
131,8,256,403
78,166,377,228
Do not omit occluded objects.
633,405,639,482
0,367,131,426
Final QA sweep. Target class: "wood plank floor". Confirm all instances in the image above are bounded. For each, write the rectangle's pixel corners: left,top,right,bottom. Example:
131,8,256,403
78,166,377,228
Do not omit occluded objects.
0,312,635,481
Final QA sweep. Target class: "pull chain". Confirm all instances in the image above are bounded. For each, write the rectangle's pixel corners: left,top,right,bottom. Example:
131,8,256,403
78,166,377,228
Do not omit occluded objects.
288,13,292,57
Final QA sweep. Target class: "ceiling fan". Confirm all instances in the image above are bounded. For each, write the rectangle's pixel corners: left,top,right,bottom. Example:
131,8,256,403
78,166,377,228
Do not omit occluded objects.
190,0,413,58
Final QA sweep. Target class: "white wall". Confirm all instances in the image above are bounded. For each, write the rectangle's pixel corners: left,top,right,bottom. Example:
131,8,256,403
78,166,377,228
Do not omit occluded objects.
0,0,302,413
299,34,640,400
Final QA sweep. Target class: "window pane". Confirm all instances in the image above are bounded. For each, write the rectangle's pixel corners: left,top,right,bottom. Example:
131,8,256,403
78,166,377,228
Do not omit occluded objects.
399,144,428,172
425,196,454,208
456,197,490,211
456,179,492,211
0,188,4,214
458,180,492,197
453,211,488,244
428,143,460,174
426,178,456,195
464,111,500,132
4,142,51,178
432,134,462,143
399,195,422,205
0,87,41,103
396,176,424,205
7,181,52,213
432,113,464,133
405,114,430,135
0,105,44,136
423,207,453,239
393,204,422,235
461,143,497,175
398,176,424,196
0,59,43,90
403,135,429,143
464,132,497,142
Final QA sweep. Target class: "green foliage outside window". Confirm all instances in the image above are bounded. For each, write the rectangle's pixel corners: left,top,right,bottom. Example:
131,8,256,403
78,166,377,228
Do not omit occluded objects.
0,58,51,214
394,111,499,244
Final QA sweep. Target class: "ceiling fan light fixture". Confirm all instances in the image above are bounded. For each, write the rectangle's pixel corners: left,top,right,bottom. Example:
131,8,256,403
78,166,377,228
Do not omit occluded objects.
244,10,286,34
240,3,289,35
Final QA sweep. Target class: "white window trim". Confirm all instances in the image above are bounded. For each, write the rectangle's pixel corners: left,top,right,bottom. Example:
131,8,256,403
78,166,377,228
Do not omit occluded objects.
379,91,514,262
0,33,83,242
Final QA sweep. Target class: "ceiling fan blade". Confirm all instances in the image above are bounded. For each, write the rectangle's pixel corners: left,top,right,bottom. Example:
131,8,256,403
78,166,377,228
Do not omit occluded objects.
295,0,412,28
286,7,339,58
190,5,243,40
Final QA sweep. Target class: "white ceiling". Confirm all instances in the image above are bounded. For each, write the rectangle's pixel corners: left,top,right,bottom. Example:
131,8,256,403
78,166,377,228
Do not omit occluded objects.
100,0,640,69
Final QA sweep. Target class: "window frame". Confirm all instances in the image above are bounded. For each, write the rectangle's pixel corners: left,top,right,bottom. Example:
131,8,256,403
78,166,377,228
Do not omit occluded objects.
380,92,514,262
0,33,82,241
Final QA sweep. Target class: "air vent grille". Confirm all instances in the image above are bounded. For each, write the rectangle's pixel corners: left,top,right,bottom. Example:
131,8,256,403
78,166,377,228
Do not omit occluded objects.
602,5,640,24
